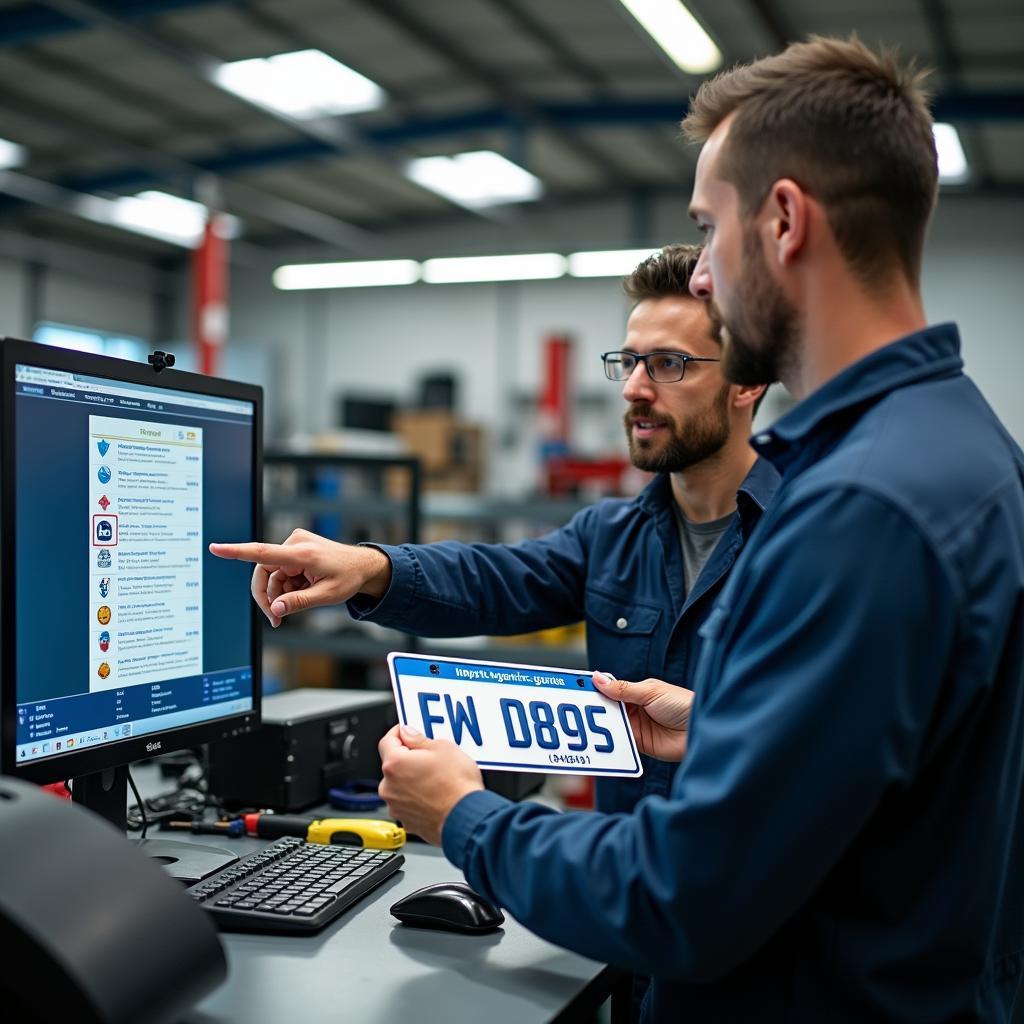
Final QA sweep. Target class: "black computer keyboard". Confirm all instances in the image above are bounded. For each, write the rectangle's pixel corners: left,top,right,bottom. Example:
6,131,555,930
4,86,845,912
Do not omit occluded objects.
186,836,404,933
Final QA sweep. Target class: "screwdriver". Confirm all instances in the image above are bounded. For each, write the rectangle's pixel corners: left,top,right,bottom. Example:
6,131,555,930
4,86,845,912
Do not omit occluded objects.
166,818,246,837
242,813,406,849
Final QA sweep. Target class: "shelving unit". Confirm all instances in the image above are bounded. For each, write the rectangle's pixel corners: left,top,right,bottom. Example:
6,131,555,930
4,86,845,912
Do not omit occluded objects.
261,451,421,689
263,623,589,671
262,451,589,688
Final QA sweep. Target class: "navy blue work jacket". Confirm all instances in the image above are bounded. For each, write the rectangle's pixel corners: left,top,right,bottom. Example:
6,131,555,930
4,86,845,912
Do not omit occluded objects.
441,324,1024,1022
350,459,779,810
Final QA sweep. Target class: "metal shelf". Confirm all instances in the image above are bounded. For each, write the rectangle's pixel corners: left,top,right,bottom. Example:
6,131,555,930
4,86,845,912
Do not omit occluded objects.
264,496,411,519
260,453,591,669
422,494,590,524
263,493,590,525
263,626,588,670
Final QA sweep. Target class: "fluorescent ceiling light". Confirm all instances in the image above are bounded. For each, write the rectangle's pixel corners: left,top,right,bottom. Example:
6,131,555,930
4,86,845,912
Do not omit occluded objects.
618,0,721,74
422,253,566,284
273,260,421,290
406,151,543,209
933,123,969,184
0,138,26,169
70,191,241,247
213,49,384,119
568,248,662,278
105,191,241,247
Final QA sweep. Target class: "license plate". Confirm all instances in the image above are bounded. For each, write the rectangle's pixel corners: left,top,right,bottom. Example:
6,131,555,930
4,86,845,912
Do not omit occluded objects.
387,652,643,777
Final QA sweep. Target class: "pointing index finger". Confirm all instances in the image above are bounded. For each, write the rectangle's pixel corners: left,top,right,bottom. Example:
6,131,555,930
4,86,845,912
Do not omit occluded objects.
209,541,306,568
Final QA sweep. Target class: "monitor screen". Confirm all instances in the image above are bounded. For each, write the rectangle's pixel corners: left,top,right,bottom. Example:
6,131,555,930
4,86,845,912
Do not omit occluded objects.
0,338,261,793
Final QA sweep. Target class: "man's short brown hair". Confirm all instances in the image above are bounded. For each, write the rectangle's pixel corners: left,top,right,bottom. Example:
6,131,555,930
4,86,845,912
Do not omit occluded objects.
624,243,769,414
623,243,702,304
682,36,937,288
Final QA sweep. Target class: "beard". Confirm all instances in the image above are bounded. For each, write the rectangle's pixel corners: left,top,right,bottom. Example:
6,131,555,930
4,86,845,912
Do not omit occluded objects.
709,228,800,387
624,384,732,473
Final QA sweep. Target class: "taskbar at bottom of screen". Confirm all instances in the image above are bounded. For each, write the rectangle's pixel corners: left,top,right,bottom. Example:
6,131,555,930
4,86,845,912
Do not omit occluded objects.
14,697,253,766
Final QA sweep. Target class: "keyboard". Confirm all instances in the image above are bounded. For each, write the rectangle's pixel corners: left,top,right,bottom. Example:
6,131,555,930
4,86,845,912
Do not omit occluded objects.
186,836,405,933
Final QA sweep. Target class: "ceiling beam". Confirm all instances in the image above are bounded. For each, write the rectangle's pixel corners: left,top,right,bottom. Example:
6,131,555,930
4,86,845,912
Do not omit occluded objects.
486,0,612,94
744,0,793,50
356,0,639,189
486,0,693,179
34,91,1021,197
39,0,494,220
0,75,374,252
0,168,277,267
12,2,393,247
919,0,996,187
36,0,356,151
232,0,428,122
0,0,221,47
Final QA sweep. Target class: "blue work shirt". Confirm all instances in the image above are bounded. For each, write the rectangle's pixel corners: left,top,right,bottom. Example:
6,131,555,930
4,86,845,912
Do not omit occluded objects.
350,459,779,811
441,323,1024,1022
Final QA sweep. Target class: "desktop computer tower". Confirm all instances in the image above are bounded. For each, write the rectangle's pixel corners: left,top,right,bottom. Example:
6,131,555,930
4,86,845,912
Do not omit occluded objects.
208,687,545,811
208,688,397,812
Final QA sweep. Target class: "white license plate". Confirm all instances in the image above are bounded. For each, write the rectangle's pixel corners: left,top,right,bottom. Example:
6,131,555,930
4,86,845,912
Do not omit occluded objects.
387,652,643,777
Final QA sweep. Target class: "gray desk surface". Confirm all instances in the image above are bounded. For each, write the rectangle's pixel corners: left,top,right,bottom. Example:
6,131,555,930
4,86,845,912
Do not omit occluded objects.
183,836,613,1024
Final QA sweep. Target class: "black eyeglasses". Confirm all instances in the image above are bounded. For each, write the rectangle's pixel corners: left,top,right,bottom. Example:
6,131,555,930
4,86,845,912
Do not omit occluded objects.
601,350,721,383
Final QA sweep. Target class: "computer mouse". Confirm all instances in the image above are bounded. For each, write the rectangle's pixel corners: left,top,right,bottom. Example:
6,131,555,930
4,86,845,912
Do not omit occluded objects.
390,881,505,934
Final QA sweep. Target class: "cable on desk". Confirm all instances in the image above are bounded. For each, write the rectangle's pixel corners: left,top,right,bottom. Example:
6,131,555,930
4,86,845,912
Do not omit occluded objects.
126,764,149,840
126,749,207,830
126,747,237,832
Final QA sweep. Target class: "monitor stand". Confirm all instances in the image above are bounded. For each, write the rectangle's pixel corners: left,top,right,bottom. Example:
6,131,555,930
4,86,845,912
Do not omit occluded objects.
72,765,239,883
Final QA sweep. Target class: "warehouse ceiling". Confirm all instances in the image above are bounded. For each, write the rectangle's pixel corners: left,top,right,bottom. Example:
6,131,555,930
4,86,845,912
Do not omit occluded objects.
0,0,1021,261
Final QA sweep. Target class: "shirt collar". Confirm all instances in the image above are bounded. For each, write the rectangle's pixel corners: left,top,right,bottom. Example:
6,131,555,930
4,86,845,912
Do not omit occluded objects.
751,322,963,473
638,456,780,521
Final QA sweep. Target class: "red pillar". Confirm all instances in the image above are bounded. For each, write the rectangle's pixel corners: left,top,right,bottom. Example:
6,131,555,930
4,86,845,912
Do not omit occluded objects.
192,213,230,376
538,334,571,445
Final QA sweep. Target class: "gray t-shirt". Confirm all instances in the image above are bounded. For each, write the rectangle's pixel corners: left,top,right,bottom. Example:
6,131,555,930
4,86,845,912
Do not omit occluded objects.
674,505,735,598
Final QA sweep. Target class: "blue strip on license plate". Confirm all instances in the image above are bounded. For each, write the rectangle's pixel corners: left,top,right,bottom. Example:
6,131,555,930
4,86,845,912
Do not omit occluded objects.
387,652,643,777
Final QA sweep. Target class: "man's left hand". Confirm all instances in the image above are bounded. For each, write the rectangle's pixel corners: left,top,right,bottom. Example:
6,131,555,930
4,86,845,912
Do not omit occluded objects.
378,725,484,845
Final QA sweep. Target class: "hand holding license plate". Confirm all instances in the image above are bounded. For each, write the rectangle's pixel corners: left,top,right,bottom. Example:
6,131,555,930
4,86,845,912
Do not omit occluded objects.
387,652,642,777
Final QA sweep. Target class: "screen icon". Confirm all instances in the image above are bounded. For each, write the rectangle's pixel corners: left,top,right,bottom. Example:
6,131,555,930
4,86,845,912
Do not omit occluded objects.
93,514,118,546
97,605,111,625
97,662,111,680
97,465,111,484
97,549,111,568
98,630,110,652
98,577,110,598
96,439,110,456
98,494,111,511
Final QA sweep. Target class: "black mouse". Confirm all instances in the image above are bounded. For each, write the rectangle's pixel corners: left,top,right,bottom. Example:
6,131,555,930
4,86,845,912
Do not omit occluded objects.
390,881,505,934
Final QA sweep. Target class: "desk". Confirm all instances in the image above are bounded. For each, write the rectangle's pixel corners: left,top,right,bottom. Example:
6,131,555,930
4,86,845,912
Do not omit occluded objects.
182,835,620,1024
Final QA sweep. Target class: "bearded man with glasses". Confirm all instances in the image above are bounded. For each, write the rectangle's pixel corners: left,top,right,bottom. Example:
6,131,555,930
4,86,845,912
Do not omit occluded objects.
213,244,778,825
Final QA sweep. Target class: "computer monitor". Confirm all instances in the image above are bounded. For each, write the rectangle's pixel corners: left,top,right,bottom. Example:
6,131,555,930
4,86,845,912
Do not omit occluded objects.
0,337,262,854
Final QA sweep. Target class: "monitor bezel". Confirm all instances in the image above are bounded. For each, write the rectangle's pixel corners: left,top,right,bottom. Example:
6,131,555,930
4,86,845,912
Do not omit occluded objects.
0,336,263,784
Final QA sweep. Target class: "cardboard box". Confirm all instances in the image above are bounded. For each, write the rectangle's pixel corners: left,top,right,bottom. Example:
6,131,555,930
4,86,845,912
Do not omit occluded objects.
392,411,483,476
424,465,482,493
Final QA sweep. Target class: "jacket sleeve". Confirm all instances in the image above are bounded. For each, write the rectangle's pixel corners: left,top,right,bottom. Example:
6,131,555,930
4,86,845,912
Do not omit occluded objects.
345,507,597,637
441,487,959,982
